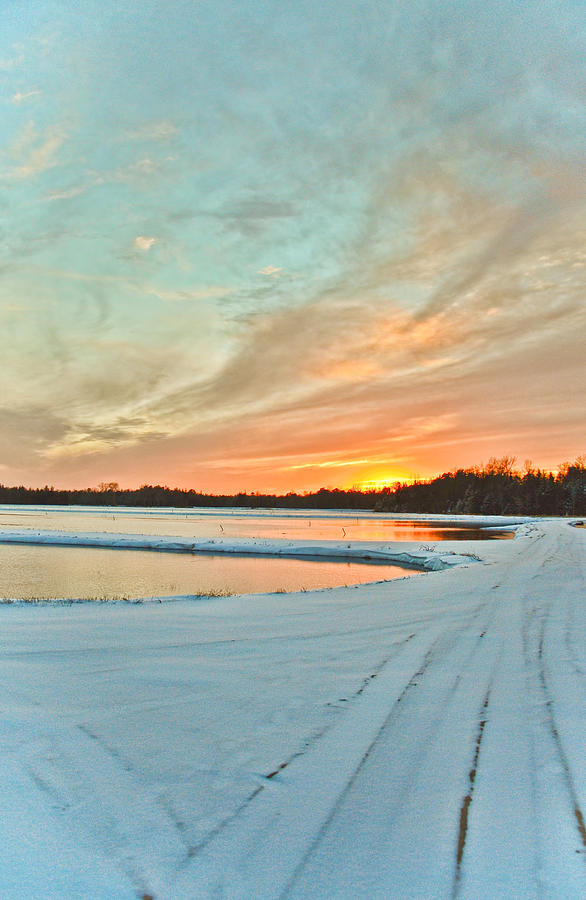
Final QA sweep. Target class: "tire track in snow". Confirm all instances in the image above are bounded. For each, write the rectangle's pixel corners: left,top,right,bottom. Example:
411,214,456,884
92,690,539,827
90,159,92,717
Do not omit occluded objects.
452,689,491,899
564,611,585,678
169,592,494,899
519,552,585,899
289,534,566,899
562,530,586,678
18,720,192,899
521,598,547,896
179,633,419,861
77,721,201,857
168,623,453,899
521,525,585,855
443,566,555,898
18,754,155,899
266,633,418,777
537,616,586,851
285,597,499,900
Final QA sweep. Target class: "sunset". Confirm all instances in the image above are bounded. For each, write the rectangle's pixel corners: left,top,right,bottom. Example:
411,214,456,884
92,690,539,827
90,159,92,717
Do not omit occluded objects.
1,5,584,899
2,1,584,493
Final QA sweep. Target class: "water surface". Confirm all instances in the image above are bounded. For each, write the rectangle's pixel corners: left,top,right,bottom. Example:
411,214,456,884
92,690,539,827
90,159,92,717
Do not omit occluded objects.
0,505,510,601
0,543,415,601
0,505,512,542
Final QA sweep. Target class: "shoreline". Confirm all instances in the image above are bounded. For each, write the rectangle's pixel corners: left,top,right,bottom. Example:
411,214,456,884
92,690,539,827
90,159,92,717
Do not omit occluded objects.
0,513,526,583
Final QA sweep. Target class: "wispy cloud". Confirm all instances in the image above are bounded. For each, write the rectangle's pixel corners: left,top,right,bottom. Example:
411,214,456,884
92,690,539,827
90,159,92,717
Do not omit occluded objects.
124,120,178,141
0,54,24,72
145,286,231,302
258,265,282,277
126,157,159,176
10,89,42,103
2,121,65,180
29,266,231,304
287,457,378,471
45,154,171,201
45,184,87,201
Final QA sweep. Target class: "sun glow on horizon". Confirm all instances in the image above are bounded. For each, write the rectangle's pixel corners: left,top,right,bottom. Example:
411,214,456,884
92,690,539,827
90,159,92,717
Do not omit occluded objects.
351,471,417,492
355,479,401,492
280,457,419,493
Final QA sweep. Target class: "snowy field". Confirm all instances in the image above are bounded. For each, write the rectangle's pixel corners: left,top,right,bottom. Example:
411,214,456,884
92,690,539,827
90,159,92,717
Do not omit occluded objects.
0,516,584,898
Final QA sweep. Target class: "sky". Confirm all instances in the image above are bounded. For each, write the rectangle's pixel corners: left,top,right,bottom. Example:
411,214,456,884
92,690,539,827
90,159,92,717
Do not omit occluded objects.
1,1,584,493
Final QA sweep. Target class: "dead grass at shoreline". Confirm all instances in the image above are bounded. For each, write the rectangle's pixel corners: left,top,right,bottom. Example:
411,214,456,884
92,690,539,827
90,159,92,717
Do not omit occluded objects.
0,588,235,605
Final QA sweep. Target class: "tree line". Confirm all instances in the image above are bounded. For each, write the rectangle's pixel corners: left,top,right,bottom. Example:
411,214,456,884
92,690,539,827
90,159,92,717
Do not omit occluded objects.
0,455,583,516
375,456,586,517
0,482,380,510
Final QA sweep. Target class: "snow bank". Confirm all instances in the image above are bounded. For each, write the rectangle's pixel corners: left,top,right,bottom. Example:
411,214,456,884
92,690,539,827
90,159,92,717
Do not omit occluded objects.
0,527,482,572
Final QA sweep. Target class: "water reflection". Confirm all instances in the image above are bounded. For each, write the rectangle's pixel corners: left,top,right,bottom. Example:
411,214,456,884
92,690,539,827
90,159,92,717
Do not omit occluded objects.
0,505,513,543
0,506,513,601
0,543,416,601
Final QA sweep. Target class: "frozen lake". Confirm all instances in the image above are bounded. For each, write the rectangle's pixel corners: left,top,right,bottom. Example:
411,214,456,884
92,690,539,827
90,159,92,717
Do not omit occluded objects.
0,505,512,600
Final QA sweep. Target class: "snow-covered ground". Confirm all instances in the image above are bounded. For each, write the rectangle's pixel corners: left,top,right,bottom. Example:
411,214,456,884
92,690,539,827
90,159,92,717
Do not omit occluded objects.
0,517,584,898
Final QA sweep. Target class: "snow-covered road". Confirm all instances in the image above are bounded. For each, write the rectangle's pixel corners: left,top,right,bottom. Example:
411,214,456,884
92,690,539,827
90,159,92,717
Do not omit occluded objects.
0,518,584,898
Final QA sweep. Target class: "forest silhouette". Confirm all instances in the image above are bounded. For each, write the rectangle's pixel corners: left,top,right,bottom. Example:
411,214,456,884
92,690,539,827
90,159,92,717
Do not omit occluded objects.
0,456,584,516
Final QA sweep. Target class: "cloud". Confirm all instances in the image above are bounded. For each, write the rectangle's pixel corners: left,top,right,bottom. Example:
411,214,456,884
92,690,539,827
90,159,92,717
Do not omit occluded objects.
287,457,379,471
144,285,231,302
0,54,24,72
206,198,297,239
2,122,65,180
257,265,282,277
10,89,42,103
44,149,174,202
12,276,582,486
44,155,166,201
124,120,178,141
227,199,296,220
42,413,167,461
126,157,159,176
45,184,87,201
314,359,382,382
134,235,157,252
28,266,231,304
140,297,383,432
134,207,585,475
0,407,68,470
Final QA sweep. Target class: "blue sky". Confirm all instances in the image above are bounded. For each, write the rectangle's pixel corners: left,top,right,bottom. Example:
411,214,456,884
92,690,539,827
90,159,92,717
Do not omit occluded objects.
1,1,584,490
